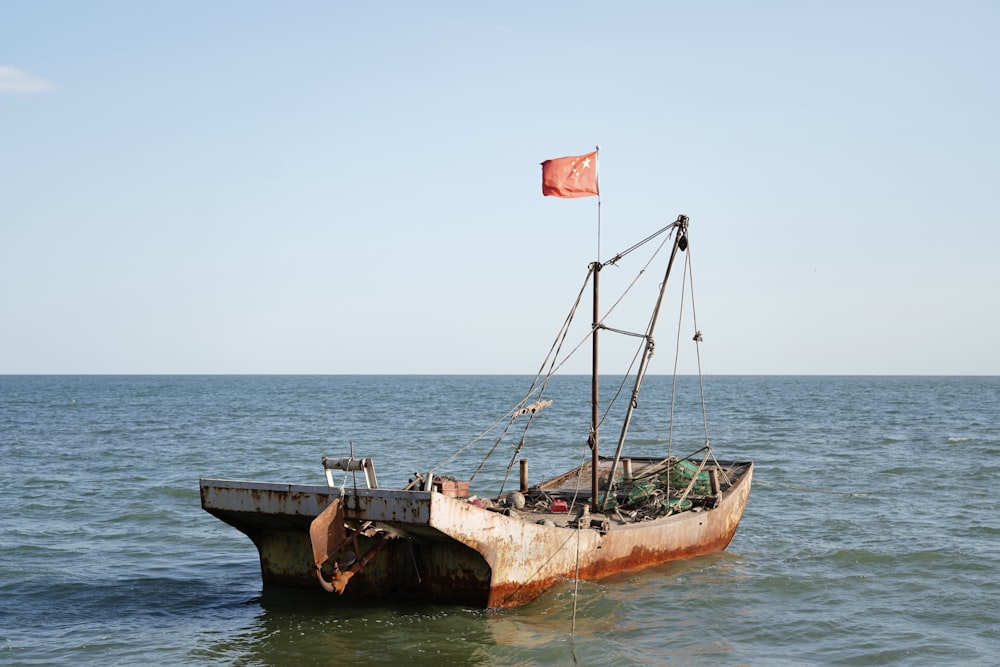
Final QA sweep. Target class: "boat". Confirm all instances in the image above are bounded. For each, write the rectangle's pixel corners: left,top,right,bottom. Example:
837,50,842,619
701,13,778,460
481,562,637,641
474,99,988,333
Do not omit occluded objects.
200,214,753,608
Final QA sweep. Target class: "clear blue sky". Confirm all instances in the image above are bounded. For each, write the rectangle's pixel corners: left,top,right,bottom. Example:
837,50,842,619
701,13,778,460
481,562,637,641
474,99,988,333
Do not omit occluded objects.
2,2,997,375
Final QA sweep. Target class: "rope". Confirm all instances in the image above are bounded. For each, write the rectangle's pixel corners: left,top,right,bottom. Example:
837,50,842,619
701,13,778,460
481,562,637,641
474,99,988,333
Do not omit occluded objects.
600,325,646,338
433,267,593,479
570,504,584,665
451,226,677,494
754,478,871,496
568,438,591,509
666,257,685,466
572,525,581,636
435,219,683,501
602,220,679,266
684,237,711,444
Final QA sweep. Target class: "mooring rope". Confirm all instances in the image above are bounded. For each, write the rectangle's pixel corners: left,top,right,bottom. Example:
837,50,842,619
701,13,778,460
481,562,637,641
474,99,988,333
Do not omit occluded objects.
572,526,582,633
570,518,583,666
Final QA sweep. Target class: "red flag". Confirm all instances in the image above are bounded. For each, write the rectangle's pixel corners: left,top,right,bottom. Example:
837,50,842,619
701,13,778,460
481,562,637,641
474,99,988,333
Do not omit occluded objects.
541,150,599,198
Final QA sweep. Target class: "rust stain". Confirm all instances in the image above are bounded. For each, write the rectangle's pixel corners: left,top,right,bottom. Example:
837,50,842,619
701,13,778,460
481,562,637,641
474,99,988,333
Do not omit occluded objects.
200,462,752,609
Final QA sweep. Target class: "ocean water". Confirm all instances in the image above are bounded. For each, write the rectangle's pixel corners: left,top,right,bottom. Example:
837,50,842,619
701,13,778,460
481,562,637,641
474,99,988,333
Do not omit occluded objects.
1,374,998,666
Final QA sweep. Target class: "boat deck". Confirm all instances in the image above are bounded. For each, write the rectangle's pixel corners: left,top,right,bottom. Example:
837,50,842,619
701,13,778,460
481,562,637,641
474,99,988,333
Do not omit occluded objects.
504,456,752,526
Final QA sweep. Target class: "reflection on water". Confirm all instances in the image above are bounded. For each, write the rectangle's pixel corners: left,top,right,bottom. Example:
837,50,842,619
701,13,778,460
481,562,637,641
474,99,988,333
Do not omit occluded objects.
196,552,752,666
203,588,497,666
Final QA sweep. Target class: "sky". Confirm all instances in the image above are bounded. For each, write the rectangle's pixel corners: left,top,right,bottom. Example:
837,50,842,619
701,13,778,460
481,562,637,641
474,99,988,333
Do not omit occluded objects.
2,2,998,375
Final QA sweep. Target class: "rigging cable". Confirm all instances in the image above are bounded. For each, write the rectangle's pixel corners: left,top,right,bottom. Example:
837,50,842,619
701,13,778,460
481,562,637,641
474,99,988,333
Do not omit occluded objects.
666,251,688,469
682,239,731,484
492,267,594,494
434,220,682,498
683,232,711,446
431,267,592,479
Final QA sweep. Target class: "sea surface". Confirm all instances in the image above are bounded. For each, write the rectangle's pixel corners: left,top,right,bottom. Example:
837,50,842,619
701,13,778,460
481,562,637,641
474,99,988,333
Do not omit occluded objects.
1,375,998,666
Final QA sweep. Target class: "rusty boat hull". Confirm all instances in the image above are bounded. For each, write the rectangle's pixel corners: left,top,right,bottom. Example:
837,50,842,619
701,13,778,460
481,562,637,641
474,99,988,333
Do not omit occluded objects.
200,457,753,608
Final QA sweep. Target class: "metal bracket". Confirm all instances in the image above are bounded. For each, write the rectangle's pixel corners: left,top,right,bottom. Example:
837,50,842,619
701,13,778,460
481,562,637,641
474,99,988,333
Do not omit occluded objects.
323,456,379,489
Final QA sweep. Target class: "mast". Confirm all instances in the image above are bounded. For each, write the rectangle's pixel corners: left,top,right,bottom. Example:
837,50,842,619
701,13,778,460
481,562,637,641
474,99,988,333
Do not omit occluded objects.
590,260,601,513
591,145,602,514
600,215,689,510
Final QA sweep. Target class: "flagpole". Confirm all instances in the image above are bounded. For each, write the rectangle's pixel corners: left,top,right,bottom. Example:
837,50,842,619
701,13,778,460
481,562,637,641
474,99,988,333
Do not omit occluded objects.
595,145,601,260
590,144,601,513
